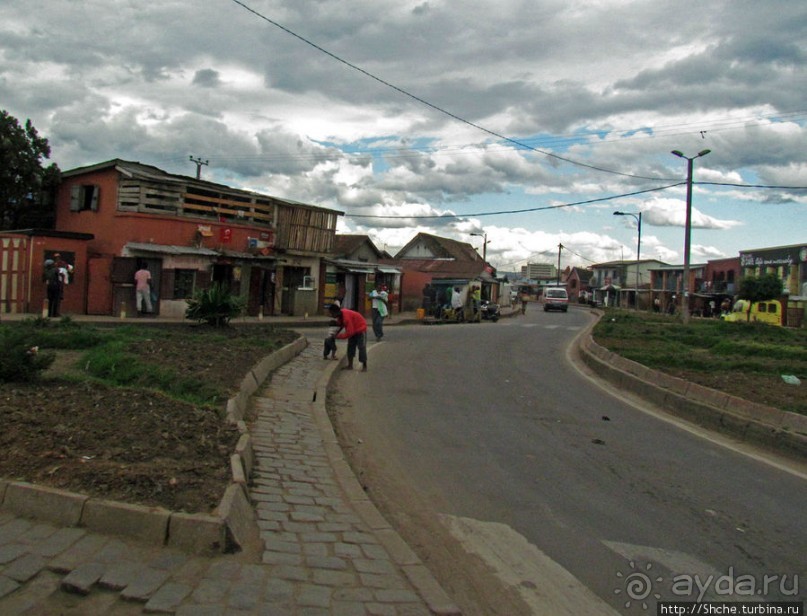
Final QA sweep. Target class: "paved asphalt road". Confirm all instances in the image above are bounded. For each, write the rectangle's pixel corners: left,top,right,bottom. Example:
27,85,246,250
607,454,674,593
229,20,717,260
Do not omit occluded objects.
332,306,807,614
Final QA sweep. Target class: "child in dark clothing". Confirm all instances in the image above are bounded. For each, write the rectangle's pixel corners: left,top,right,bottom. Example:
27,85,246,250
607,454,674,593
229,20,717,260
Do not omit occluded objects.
323,319,340,359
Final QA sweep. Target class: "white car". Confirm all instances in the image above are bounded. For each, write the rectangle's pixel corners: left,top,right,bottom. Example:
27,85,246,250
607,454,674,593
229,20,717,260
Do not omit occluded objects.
543,287,569,312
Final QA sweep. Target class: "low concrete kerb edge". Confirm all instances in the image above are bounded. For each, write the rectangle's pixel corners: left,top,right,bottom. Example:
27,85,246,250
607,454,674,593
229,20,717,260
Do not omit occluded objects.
577,317,807,459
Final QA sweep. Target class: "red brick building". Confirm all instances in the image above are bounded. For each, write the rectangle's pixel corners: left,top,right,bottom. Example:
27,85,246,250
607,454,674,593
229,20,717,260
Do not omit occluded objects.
0,160,342,318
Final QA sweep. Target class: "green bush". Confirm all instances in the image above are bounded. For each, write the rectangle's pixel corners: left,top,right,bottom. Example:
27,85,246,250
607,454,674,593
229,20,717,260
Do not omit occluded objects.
185,284,245,327
0,328,55,382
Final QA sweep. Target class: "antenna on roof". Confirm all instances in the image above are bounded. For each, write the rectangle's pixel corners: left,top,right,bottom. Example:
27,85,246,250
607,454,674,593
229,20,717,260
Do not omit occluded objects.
189,155,209,179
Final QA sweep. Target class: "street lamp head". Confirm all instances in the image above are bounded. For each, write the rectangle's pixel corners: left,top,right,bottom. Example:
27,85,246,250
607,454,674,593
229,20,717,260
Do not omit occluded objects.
672,149,711,160
613,211,625,216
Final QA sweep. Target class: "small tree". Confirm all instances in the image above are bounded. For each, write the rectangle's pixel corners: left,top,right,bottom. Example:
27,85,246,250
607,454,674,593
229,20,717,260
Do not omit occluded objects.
185,284,245,327
0,110,61,230
737,273,782,321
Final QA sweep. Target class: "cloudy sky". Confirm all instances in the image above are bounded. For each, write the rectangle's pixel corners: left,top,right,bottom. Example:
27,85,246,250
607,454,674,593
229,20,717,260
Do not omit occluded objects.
2,0,805,272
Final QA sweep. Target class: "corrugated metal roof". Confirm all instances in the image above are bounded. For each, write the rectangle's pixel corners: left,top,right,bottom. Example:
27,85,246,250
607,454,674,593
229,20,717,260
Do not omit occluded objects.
123,242,219,256
218,249,276,261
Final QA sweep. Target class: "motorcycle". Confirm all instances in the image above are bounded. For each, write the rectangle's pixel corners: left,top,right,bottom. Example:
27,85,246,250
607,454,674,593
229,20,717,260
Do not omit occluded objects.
480,299,500,322
439,305,465,323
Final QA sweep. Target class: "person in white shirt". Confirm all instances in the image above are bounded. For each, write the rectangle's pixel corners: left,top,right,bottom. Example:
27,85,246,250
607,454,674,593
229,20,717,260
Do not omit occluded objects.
369,284,389,341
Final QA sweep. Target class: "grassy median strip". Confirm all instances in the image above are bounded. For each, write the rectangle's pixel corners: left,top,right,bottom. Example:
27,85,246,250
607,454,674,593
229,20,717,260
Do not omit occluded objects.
593,309,807,415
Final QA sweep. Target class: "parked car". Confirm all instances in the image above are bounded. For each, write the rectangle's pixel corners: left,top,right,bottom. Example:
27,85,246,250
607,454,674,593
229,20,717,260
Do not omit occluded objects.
721,299,783,326
543,287,569,312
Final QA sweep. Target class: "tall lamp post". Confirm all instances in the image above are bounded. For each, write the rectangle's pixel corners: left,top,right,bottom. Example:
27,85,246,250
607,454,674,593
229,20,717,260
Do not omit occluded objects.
613,210,642,308
470,232,488,262
671,149,711,324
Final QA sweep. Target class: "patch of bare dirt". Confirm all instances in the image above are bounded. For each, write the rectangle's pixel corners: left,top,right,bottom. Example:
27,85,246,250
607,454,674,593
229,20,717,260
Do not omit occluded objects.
0,324,299,513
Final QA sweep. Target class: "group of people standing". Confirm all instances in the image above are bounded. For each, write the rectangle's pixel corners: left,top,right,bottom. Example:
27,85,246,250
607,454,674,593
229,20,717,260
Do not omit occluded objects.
323,283,389,372
421,283,485,321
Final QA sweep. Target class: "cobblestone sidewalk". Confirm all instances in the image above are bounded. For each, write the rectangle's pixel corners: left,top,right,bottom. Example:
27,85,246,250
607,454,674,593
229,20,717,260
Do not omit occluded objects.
0,336,456,615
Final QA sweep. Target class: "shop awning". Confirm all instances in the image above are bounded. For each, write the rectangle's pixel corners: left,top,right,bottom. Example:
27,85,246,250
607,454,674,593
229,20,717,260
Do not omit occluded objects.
124,243,276,261
124,242,219,257
325,258,377,274
218,249,276,261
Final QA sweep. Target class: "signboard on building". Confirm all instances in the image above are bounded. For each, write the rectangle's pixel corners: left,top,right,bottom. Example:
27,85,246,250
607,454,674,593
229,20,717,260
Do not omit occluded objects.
740,245,805,268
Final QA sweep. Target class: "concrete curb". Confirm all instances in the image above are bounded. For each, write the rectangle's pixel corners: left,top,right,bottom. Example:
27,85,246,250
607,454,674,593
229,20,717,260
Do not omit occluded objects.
312,352,462,616
577,314,807,459
0,335,310,555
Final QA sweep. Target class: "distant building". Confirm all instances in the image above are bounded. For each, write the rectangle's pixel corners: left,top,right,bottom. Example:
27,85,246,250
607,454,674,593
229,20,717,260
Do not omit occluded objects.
521,262,557,280
592,259,668,309
389,232,498,312
324,234,401,315
739,243,807,327
739,243,807,297
563,266,594,303
648,262,707,315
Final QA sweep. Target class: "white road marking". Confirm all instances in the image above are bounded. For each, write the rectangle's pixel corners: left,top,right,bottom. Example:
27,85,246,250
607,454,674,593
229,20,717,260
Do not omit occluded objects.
440,514,619,615
605,541,728,602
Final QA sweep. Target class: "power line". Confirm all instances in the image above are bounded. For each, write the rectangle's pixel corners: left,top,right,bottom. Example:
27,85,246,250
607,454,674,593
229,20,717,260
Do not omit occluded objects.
346,182,685,219
697,181,807,190
561,246,598,264
157,105,807,168
229,0,679,183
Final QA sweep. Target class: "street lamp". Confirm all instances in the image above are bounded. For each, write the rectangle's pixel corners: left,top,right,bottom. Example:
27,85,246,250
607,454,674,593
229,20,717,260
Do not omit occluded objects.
671,148,711,324
470,232,488,262
613,210,642,308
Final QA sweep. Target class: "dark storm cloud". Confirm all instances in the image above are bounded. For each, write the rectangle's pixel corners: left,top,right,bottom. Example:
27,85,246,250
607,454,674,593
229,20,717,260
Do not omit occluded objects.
192,69,222,88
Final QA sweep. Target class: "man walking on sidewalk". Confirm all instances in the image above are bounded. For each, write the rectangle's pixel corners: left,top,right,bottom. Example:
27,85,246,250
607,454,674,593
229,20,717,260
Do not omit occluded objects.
369,284,389,341
328,303,368,371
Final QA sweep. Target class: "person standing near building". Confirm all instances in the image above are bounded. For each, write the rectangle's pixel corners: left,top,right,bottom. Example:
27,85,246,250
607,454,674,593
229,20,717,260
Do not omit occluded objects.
451,286,464,321
369,284,389,341
53,253,73,293
43,258,62,318
134,262,153,315
328,303,368,371
471,285,482,322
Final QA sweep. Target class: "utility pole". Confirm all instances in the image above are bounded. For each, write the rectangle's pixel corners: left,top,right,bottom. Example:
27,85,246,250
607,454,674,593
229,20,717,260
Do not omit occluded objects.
557,243,563,285
671,149,711,324
189,155,209,179
470,232,488,262
613,210,642,308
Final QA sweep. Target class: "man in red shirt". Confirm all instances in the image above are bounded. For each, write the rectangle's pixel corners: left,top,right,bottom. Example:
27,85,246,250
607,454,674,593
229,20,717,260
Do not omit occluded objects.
328,303,368,371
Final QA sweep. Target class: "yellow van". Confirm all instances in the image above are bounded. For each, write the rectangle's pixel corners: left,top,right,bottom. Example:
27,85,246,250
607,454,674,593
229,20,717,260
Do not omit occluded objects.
721,299,783,326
